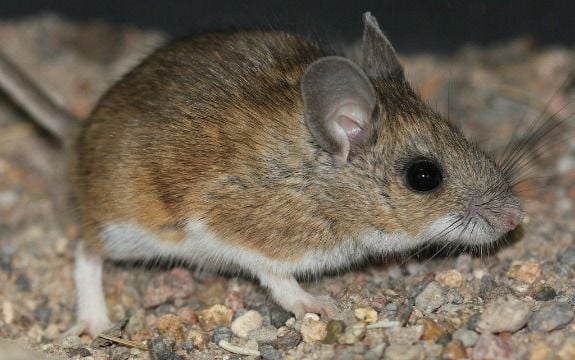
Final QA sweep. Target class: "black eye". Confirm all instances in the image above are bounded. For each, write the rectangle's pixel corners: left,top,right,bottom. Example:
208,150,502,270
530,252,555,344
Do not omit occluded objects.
406,159,443,192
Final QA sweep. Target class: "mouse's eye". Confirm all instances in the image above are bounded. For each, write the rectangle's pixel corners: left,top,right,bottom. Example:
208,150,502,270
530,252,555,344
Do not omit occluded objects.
405,159,443,192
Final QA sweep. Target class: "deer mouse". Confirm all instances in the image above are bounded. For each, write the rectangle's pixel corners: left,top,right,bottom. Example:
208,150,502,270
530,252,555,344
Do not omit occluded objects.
0,12,523,337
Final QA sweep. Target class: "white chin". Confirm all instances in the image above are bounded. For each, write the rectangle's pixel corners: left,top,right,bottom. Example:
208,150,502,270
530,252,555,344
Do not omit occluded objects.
424,214,503,246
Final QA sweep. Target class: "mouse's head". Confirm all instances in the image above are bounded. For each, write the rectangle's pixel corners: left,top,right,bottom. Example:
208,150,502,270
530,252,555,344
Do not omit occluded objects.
301,12,523,247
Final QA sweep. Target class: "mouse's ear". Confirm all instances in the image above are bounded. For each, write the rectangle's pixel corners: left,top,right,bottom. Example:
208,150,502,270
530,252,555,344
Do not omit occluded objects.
362,12,404,80
301,56,376,166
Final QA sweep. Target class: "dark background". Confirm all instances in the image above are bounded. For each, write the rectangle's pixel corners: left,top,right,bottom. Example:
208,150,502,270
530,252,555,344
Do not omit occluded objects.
0,0,574,53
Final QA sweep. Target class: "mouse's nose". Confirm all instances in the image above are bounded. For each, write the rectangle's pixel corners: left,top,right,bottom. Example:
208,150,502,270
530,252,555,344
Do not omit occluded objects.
504,208,524,231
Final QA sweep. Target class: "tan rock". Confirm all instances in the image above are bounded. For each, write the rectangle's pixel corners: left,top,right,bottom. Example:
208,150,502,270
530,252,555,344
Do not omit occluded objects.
417,318,444,341
354,307,379,324
300,317,327,343
436,269,464,288
156,313,185,341
197,304,233,331
442,339,467,360
186,329,209,351
507,260,541,284
230,310,263,338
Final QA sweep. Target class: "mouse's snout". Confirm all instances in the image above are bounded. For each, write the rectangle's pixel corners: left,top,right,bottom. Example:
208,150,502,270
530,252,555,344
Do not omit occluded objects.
466,190,524,240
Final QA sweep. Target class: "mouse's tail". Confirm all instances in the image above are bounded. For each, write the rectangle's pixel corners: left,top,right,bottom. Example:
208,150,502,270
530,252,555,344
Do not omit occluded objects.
0,50,78,142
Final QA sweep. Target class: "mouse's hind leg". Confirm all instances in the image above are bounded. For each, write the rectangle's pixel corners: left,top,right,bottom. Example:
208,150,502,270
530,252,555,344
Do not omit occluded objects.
257,270,338,319
65,242,112,338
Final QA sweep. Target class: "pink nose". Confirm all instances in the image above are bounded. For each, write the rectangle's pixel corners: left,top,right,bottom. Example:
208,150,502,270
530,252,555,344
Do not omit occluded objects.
505,210,523,230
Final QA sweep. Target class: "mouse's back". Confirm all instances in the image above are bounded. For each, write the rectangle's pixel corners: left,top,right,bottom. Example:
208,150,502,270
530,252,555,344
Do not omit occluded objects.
72,30,348,259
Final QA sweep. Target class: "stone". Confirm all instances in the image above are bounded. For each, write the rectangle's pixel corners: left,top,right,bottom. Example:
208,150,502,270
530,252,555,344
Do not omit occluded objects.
259,344,281,360
323,320,346,344
197,304,233,331
223,291,245,312
384,344,425,360
248,325,278,344
212,326,233,344
338,322,366,345
185,329,208,351
155,314,185,341
176,306,198,325
528,302,574,331
417,318,444,341
148,337,179,360
453,328,479,347
442,339,467,360
354,307,378,324
385,325,424,345
471,333,513,360
300,317,327,343
269,304,293,328
533,286,557,301
143,268,195,308
476,295,531,333
507,260,541,284
415,281,446,313
230,310,263,338
274,328,302,349
436,269,464,288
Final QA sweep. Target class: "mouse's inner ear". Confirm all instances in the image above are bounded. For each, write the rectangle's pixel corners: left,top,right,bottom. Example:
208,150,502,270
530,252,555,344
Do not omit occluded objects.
301,56,376,166
361,12,404,81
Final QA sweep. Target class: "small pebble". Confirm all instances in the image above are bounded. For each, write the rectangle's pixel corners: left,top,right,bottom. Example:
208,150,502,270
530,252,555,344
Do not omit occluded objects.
471,333,513,360
453,328,479,347
384,344,425,360
231,310,263,338
436,269,464,288
155,313,185,341
186,329,209,351
197,304,233,331
417,318,444,341
269,304,293,328
528,302,574,332
148,337,179,360
259,344,281,360
385,325,424,345
507,260,541,284
248,325,278,344
274,328,302,349
476,295,531,333
143,268,195,308
415,281,446,313
442,339,467,360
533,286,557,301
212,326,233,344
223,291,245,312
354,307,378,324
300,317,327,343
176,306,198,325
323,320,346,344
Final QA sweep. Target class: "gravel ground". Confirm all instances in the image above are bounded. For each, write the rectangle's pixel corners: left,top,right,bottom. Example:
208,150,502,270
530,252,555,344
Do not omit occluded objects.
0,14,574,360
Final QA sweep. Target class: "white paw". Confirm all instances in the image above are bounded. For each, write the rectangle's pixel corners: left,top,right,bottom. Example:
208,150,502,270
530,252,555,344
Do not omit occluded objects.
289,294,338,319
63,317,113,339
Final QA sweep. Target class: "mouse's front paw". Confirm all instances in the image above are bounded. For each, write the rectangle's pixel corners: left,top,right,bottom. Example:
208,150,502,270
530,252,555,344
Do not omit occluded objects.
291,294,338,319
63,317,113,339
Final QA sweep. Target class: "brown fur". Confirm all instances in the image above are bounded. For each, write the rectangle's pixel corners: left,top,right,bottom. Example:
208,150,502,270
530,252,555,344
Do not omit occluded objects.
72,30,519,261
